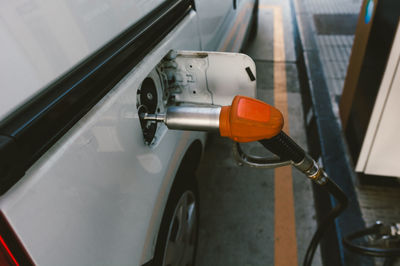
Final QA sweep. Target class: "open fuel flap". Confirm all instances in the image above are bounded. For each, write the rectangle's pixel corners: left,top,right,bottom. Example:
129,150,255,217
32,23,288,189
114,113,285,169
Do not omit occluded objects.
137,50,257,144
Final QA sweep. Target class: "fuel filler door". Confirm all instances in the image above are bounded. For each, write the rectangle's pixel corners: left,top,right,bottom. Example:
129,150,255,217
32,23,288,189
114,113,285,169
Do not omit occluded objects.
137,50,257,144
160,50,256,105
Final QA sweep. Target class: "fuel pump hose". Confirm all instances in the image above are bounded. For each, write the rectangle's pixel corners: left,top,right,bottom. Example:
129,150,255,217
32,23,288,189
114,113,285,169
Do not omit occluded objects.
260,132,348,266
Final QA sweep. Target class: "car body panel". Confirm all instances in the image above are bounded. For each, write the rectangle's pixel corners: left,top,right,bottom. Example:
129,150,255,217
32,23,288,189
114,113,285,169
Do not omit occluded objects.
170,51,256,105
195,0,232,50
196,0,256,52
0,0,165,121
0,0,256,265
0,11,204,265
218,0,255,52
196,0,255,52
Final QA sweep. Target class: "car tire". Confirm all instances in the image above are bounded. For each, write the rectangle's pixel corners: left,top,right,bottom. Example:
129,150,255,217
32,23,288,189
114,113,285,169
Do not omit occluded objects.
153,171,199,266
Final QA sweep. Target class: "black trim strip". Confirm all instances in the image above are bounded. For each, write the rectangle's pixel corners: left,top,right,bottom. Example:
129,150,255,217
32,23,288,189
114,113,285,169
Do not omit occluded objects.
0,0,194,194
141,259,154,266
0,212,34,265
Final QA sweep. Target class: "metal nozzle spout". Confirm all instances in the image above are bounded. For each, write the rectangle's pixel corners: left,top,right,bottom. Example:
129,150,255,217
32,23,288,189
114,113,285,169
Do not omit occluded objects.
142,106,221,132
142,113,166,122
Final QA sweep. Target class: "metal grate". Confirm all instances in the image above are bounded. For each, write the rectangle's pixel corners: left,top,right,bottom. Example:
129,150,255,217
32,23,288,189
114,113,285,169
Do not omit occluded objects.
313,14,358,35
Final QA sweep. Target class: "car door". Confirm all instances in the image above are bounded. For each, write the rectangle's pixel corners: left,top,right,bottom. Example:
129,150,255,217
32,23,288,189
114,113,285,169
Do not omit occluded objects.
0,1,203,265
194,0,232,50
0,0,256,265
195,0,256,51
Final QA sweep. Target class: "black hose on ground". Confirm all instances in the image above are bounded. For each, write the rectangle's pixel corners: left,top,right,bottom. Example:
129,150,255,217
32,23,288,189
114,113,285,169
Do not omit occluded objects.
303,178,348,266
260,132,349,266
343,222,400,257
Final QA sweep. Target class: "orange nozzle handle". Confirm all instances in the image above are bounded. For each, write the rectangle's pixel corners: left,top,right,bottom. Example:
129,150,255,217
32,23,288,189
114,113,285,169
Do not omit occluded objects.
219,95,284,143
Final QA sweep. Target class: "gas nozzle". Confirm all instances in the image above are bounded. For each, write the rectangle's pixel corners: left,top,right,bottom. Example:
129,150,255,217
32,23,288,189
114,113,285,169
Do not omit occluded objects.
143,95,284,140
143,95,346,266
143,106,221,131
142,95,326,184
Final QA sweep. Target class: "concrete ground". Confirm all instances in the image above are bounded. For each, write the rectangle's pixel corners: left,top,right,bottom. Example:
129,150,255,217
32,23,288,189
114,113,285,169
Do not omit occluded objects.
195,1,322,265
294,0,362,118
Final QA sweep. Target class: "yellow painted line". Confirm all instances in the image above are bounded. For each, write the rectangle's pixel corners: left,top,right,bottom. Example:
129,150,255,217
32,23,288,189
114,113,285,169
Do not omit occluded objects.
260,5,298,266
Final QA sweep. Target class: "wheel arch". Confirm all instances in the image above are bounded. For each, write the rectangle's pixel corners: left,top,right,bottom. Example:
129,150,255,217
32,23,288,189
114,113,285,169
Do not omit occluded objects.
174,139,203,181
149,138,203,265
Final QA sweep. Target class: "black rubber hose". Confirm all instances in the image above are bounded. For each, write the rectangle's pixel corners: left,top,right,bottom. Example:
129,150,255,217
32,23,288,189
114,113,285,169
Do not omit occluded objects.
343,226,400,257
303,178,348,266
260,131,348,266
259,131,305,164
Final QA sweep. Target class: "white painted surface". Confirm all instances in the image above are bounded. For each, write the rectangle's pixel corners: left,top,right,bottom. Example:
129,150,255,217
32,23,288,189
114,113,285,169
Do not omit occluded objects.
0,12,203,265
356,23,400,177
195,0,232,50
196,0,255,52
0,0,165,121
171,51,257,105
0,0,256,264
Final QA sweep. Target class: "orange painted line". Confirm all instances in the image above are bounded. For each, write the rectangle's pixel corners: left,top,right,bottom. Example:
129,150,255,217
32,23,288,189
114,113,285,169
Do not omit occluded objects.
261,5,299,266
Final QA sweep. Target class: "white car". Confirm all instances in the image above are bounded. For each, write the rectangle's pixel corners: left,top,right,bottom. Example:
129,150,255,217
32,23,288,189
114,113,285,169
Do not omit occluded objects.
0,0,257,265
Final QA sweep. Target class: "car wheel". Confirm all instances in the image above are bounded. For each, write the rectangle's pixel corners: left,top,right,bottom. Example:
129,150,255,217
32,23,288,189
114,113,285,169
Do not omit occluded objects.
154,173,199,266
